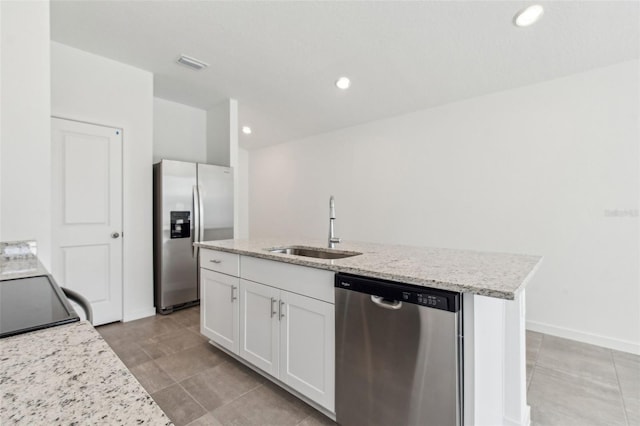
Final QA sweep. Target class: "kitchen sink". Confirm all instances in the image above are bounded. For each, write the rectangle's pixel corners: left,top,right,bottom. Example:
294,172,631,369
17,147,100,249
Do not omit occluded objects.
267,246,362,260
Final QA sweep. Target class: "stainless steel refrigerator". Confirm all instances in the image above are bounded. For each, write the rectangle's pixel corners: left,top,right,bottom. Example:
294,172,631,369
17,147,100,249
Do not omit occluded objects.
153,159,233,314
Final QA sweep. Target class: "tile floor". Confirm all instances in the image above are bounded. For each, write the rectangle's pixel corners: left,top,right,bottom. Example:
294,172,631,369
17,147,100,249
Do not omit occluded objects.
97,306,639,426
526,330,639,426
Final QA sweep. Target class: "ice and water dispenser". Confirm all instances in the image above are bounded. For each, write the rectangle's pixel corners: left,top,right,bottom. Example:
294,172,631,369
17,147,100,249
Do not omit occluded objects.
170,211,191,239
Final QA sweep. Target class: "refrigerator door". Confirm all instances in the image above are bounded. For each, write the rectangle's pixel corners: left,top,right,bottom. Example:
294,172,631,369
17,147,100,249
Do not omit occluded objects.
197,163,234,241
153,160,198,312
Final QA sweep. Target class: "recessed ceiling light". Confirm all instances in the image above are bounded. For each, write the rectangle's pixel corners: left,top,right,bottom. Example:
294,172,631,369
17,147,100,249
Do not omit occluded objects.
176,54,209,70
242,126,252,135
513,5,544,27
335,77,351,90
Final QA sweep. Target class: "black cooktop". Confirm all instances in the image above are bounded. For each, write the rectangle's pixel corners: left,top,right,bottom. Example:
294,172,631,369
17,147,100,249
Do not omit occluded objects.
0,275,80,338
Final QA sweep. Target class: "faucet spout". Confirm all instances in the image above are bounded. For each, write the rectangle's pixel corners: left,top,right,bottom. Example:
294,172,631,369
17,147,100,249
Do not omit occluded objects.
329,196,336,219
328,196,341,248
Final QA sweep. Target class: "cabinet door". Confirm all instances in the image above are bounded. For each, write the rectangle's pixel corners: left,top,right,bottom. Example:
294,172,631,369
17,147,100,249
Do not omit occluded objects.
239,279,280,376
200,269,239,354
279,290,335,411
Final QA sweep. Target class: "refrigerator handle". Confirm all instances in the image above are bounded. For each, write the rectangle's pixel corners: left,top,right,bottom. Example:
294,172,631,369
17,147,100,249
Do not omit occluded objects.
192,185,199,258
197,184,205,247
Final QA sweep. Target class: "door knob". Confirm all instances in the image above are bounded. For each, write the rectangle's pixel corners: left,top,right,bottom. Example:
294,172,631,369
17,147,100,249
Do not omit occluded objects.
111,232,120,239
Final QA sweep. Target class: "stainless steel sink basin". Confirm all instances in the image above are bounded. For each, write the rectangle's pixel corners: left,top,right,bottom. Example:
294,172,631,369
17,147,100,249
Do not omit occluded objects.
267,246,362,260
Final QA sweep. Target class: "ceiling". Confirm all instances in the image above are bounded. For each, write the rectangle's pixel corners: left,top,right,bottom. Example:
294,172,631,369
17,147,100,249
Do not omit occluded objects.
50,1,639,150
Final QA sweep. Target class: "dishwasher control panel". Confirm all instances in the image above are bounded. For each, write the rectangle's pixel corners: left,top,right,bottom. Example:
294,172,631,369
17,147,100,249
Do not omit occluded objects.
406,292,449,310
336,273,460,312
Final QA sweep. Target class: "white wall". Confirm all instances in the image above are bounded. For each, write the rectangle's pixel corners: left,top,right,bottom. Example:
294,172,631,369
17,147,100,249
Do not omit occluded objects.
153,97,206,164
0,1,52,268
51,42,155,322
238,148,250,239
249,60,640,354
207,100,233,167
206,99,244,238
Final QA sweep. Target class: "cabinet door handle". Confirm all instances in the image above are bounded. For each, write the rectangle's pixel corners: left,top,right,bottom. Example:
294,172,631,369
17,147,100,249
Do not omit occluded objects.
231,285,237,302
279,300,285,321
270,297,277,318
210,259,222,264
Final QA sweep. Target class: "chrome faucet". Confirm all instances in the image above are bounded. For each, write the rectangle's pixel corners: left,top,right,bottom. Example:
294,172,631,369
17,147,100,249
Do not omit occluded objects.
328,195,341,248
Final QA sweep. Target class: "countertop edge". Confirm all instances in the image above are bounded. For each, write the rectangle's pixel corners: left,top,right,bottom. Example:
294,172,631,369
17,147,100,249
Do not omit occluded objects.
195,242,533,300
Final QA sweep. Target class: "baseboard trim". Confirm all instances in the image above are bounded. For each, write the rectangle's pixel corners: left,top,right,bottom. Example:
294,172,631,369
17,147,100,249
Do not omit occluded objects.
526,320,640,355
122,306,156,322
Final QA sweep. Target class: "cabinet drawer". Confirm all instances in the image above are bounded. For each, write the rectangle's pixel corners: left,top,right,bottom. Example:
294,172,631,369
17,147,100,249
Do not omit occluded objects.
240,256,334,304
200,249,239,276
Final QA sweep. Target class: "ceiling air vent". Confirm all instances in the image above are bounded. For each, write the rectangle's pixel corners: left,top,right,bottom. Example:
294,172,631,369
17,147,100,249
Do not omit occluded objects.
176,55,209,71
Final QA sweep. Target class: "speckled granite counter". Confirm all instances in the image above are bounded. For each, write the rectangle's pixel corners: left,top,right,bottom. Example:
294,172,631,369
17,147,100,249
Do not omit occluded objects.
0,321,172,425
0,258,49,281
195,238,542,300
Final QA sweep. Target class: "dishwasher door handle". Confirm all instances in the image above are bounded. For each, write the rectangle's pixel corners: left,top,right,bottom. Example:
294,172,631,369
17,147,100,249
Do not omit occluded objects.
371,295,403,310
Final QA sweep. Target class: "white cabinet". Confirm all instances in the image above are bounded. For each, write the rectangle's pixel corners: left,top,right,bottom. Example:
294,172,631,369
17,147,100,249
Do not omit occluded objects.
199,249,335,412
200,268,239,354
238,278,335,411
279,289,334,411
239,279,279,375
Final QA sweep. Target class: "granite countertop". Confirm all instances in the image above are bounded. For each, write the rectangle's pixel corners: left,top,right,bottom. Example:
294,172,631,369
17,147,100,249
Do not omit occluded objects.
0,258,49,281
195,238,542,300
0,321,172,425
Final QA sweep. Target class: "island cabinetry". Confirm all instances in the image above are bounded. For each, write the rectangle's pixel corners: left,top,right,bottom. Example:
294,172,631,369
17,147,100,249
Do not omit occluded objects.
199,249,335,412
239,278,335,411
196,240,539,426
240,255,334,303
239,278,279,375
200,249,239,276
278,288,334,411
200,268,239,353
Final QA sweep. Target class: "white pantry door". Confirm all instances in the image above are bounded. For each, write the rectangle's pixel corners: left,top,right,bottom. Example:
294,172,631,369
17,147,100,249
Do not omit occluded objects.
51,118,123,325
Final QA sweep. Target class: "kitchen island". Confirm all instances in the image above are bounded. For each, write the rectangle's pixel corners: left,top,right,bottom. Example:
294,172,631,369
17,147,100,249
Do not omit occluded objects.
195,238,542,426
195,238,540,299
0,321,172,425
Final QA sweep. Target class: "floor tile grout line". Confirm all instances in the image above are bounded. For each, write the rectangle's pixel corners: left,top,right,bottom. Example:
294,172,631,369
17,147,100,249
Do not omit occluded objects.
143,329,209,425
137,332,207,361
534,333,543,364
165,356,230,384
133,357,181,396
527,333,543,393
532,345,623,390
140,333,220,384
611,349,631,426
165,341,270,413
177,381,209,417
139,324,197,344
147,379,177,397
180,382,269,424
207,382,267,415
138,342,158,361
174,368,267,420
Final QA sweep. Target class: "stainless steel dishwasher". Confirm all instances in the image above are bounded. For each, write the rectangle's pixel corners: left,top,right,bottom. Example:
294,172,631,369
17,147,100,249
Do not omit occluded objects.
335,273,462,426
